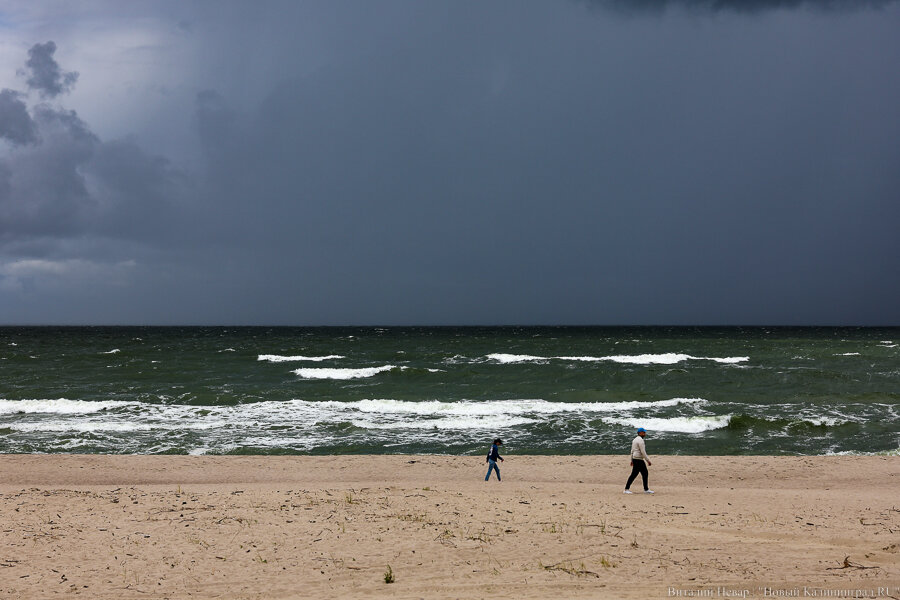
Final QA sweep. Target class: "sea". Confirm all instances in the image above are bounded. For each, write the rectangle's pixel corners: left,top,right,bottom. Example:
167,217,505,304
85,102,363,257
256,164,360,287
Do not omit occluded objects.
0,326,897,456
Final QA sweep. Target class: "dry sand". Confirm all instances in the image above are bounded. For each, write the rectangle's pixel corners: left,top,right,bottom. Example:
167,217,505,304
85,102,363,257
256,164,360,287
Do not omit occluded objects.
0,455,897,599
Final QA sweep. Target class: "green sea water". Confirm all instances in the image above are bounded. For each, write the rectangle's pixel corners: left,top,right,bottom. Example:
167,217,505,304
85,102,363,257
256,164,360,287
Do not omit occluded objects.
0,326,897,455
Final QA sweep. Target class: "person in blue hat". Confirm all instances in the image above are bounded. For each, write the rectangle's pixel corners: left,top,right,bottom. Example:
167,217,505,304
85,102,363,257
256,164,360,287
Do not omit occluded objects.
624,427,654,494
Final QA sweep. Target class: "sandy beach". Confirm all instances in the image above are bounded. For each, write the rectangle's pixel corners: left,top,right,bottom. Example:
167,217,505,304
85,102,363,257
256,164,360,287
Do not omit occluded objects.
1,455,897,599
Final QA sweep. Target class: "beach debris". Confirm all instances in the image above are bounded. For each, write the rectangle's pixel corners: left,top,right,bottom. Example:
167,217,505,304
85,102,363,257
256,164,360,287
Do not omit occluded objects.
541,560,600,577
826,556,878,570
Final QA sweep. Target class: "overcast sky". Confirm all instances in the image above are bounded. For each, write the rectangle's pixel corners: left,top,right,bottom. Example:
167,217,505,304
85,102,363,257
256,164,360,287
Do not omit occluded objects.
0,0,898,325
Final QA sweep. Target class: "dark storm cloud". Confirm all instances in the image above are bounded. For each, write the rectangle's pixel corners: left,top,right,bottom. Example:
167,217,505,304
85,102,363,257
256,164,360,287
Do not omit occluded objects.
0,89,36,146
1,106,187,240
1,3,899,325
175,1,900,325
1,44,187,246
21,41,79,99
583,0,897,13
1,106,97,235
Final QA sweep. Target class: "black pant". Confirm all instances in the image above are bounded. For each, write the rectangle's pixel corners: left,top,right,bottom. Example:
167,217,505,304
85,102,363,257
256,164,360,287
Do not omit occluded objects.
626,459,648,491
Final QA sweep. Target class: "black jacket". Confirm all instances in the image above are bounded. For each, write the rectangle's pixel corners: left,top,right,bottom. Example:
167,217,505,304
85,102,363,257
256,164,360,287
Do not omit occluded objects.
487,444,501,462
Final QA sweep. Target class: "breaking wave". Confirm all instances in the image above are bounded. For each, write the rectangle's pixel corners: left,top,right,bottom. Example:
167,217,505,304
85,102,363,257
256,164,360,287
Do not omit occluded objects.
293,365,399,380
258,354,345,363
603,415,732,433
0,398,135,415
486,353,748,365
311,397,705,416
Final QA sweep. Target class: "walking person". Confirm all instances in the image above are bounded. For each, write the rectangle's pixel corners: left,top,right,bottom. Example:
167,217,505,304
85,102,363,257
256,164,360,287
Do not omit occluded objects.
484,438,503,481
624,428,654,494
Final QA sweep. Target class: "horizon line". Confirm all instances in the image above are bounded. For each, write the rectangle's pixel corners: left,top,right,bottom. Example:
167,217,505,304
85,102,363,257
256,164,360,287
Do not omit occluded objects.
1,323,897,328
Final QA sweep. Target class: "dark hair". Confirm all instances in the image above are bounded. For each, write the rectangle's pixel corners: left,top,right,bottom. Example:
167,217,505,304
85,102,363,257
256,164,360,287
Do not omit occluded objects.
493,438,503,445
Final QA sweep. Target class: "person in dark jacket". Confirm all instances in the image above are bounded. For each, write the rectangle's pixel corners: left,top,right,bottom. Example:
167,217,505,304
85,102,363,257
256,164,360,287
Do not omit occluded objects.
485,438,504,481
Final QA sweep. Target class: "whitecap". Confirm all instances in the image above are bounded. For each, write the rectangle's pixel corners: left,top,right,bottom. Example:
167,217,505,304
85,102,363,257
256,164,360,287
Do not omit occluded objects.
486,353,548,363
487,353,748,365
835,352,861,356
596,354,748,365
442,354,469,364
293,365,397,379
10,422,155,433
802,417,849,427
10,419,229,433
306,397,705,417
259,354,345,363
603,415,731,433
101,349,120,355
350,415,536,430
0,398,135,415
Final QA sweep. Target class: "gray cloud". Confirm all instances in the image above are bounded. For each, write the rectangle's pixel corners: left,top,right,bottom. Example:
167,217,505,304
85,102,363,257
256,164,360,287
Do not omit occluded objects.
195,90,238,159
1,106,98,236
1,104,187,241
2,42,189,261
0,89,37,146
22,41,79,99
0,161,11,204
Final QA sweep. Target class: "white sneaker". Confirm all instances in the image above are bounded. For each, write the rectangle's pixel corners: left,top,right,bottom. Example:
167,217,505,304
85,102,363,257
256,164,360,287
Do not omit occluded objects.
623,490,633,494
644,490,655,494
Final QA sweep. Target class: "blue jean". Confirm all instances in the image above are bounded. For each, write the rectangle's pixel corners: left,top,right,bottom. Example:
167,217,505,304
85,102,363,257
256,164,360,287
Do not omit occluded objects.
485,459,500,481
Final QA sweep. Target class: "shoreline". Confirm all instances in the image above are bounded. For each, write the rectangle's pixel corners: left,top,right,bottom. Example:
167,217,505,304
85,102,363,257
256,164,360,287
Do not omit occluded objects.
1,455,897,598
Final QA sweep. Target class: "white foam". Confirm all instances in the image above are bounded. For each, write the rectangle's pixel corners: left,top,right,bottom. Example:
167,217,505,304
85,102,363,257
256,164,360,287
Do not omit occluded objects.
0,396,715,442
308,397,705,417
487,353,748,365
259,354,345,363
835,352,860,356
11,422,154,433
603,415,731,433
825,447,900,457
442,354,469,364
802,417,849,427
101,349,120,354
596,354,749,365
293,365,396,379
486,353,547,363
351,415,536,430
0,398,135,415
10,420,227,433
